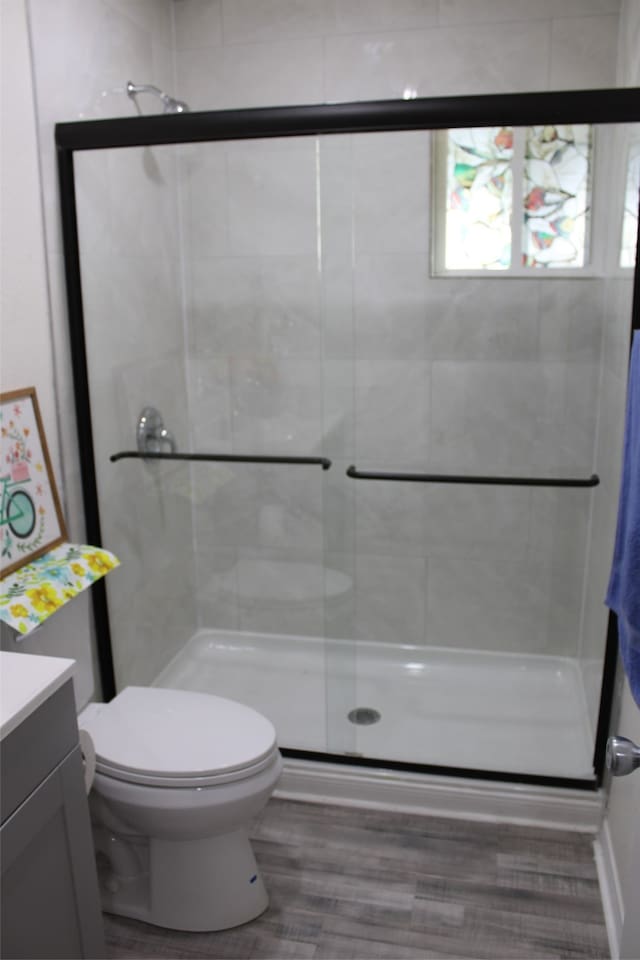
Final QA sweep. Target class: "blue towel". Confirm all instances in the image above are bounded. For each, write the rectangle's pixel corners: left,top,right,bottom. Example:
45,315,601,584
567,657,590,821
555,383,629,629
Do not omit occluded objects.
606,331,640,708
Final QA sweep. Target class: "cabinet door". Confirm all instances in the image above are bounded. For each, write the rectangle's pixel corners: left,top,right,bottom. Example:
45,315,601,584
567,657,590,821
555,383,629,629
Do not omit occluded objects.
1,746,104,960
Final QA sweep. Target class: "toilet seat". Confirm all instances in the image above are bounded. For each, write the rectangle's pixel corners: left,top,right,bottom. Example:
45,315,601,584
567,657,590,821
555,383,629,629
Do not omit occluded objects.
94,749,280,788
81,686,278,788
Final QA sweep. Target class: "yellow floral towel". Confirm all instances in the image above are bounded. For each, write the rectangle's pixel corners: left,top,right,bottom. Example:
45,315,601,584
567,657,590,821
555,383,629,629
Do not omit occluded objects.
0,543,120,635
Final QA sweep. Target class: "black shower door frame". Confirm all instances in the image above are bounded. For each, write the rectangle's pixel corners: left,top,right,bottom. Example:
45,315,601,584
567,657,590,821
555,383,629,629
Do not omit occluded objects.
56,86,640,790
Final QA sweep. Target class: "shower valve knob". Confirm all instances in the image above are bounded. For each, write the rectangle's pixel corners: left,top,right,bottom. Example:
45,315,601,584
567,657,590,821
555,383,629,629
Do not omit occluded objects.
137,406,176,457
606,735,640,776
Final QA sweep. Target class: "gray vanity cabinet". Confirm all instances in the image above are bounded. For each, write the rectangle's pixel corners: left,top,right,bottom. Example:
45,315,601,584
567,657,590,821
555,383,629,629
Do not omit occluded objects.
1,680,105,959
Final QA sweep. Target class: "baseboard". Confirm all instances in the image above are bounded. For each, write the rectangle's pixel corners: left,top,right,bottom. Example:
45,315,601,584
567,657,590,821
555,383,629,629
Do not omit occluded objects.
275,758,604,831
594,817,623,960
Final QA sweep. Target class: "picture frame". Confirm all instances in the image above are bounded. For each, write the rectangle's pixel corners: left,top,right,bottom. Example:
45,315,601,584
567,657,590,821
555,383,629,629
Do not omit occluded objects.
0,387,68,577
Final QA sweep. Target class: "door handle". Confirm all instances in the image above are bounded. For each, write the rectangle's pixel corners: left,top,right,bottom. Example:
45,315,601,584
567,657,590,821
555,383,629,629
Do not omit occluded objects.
606,736,640,776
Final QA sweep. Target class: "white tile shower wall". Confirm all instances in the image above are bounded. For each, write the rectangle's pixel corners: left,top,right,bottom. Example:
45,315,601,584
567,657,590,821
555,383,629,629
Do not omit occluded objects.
27,0,197,690
324,20,551,102
430,360,600,475
549,14,619,88
173,0,620,654
188,255,323,358
352,132,430,256
354,255,430,363
226,140,319,255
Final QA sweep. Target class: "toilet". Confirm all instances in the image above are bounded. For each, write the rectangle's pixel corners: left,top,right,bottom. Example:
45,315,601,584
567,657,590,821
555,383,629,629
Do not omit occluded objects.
78,686,282,932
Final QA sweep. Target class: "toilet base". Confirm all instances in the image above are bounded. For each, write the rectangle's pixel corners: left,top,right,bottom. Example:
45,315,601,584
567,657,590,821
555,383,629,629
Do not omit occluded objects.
100,828,269,932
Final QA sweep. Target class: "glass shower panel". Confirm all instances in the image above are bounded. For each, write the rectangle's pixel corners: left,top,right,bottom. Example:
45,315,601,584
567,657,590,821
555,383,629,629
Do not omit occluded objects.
581,122,639,731
326,121,635,780
74,144,197,690
75,137,359,756
179,135,357,756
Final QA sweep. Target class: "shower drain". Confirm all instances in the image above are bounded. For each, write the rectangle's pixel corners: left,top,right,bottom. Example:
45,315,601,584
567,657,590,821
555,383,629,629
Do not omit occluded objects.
347,707,381,725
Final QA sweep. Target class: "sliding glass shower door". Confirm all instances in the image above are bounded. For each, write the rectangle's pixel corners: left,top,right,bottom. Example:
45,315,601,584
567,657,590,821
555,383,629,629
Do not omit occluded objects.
69,111,639,784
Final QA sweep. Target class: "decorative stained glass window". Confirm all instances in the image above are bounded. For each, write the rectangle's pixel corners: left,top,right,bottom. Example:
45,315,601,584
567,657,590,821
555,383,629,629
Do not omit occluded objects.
444,127,513,270
620,138,640,269
522,125,592,268
436,125,594,274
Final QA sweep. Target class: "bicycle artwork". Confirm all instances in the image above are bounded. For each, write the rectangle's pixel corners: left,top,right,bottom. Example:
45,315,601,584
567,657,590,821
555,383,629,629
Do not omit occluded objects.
1,387,67,578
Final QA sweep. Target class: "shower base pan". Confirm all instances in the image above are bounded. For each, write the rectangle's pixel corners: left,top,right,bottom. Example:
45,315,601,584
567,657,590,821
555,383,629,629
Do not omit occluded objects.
155,629,594,782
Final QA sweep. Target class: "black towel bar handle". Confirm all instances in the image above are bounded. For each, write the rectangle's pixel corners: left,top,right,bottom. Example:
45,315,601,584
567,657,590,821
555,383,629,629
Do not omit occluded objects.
346,465,600,488
110,450,332,470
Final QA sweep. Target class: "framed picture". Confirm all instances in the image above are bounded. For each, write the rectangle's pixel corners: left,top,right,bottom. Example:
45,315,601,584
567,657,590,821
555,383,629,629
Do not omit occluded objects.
1,387,68,577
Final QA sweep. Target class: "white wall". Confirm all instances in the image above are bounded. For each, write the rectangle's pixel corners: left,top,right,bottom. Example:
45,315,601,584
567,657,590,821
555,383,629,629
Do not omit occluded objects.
1,0,192,702
0,1,54,416
174,0,620,109
0,0,95,708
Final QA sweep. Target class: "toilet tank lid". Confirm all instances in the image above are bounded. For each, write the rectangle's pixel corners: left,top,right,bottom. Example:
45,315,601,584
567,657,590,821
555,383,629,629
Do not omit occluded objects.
80,687,277,780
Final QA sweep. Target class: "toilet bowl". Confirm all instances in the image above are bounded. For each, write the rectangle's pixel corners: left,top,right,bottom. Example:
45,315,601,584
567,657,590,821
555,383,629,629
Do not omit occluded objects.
79,686,282,932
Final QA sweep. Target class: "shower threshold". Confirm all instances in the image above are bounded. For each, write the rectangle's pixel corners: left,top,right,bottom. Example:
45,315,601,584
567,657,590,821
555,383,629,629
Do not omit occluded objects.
154,629,594,782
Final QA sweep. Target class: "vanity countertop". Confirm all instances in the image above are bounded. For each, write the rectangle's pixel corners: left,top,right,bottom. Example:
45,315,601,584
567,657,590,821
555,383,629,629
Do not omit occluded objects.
0,651,75,741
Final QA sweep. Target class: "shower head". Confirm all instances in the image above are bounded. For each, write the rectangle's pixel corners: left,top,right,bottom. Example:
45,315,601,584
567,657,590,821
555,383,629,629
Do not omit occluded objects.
126,81,189,114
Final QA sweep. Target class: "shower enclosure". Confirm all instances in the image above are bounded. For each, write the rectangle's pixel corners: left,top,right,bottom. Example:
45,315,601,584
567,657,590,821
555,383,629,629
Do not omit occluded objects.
57,89,640,789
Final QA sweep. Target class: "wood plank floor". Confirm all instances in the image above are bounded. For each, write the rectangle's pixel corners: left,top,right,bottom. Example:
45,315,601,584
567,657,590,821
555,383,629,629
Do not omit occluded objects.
104,798,610,960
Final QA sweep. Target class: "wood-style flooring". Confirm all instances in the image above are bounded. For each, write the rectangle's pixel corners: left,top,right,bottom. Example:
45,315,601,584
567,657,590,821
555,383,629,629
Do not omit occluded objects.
104,798,609,960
